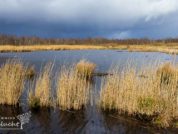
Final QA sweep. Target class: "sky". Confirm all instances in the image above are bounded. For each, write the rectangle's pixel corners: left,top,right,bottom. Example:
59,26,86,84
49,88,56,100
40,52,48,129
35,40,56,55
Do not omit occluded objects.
0,0,178,39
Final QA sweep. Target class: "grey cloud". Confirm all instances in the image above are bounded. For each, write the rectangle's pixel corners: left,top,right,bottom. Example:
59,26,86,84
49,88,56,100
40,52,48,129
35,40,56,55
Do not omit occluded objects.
0,0,178,38
0,0,178,24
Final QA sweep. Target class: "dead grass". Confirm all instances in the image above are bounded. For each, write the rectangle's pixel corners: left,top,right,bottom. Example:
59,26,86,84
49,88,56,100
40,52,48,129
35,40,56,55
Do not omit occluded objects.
0,60,27,105
0,58,177,127
28,63,53,108
76,59,96,79
99,63,178,127
1,43,178,54
157,62,177,85
57,66,90,110
0,44,107,52
123,44,178,54
26,65,36,79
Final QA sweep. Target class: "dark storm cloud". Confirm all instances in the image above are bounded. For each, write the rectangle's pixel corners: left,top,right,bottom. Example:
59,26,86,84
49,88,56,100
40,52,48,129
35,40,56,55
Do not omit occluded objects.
0,0,178,38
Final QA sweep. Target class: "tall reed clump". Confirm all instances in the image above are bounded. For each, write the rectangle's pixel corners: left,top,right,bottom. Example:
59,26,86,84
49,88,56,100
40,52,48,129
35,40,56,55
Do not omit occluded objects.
75,59,96,79
99,63,178,127
57,66,90,110
0,60,27,105
99,68,138,113
157,62,176,85
28,63,53,108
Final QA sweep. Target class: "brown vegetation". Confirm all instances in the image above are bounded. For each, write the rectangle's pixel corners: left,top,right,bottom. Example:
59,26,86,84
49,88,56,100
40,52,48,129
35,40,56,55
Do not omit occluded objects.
26,65,36,79
57,66,90,110
28,63,53,108
99,63,178,127
1,34,178,54
0,58,178,128
0,60,27,105
0,44,178,54
76,59,96,79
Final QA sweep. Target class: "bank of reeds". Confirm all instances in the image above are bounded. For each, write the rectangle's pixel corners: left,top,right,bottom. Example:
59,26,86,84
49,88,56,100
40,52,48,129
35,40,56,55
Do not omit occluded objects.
76,59,96,79
57,66,90,110
28,63,53,108
0,60,27,105
1,43,178,54
1,58,178,127
99,63,178,127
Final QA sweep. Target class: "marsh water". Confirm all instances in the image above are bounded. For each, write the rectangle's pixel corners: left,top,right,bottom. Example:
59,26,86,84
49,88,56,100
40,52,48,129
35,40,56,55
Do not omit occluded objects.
0,50,178,134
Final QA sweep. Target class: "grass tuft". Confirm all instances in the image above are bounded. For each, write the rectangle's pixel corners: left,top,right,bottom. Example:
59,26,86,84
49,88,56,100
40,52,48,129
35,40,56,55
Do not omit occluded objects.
28,63,53,108
99,63,178,127
0,60,26,105
57,66,90,110
157,62,177,85
26,65,36,79
75,59,96,79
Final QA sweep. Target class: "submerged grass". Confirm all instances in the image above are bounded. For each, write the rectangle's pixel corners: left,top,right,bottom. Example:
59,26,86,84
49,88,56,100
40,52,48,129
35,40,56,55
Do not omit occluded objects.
28,63,53,108
0,60,27,105
99,63,178,127
57,65,90,110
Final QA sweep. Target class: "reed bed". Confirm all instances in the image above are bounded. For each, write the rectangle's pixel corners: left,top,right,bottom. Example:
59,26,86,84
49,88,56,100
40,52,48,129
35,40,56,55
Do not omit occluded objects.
0,58,178,127
28,63,53,108
0,60,27,105
0,45,107,52
76,59,96,79
1,43,178,54
57,66,90,110
99,63,178,127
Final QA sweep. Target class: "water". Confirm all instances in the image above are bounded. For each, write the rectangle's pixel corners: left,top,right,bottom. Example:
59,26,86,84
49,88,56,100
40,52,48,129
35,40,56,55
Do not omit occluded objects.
0,50,175,72
0,50,177,134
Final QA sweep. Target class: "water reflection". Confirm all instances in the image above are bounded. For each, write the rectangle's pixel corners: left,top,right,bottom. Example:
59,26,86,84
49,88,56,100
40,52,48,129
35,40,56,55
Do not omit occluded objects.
102,111,177,134
58,110,86,133
0,105,23,117
33,108,51,133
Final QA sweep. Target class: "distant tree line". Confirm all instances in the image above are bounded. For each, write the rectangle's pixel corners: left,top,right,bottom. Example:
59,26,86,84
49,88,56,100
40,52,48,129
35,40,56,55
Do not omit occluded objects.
0,34,178,45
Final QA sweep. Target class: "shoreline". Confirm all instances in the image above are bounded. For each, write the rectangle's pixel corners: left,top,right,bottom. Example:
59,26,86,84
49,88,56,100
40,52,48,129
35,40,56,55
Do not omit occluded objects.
0,44,178,54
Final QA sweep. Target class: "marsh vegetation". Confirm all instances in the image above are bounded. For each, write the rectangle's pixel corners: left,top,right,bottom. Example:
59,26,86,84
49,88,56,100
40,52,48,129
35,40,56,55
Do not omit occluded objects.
0,58,177,129
99,63,178,127
1,34,178,54
0,60,27,105
28,63,53,108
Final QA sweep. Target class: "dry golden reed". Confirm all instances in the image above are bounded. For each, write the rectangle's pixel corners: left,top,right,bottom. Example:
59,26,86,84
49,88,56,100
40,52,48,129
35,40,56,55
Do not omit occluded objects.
0,60,27,105
28,63,53,108
1,58,177,127
26,65,36,79
57,65,90,110
1,43,178,54
99,63,178,127
76,59,96,79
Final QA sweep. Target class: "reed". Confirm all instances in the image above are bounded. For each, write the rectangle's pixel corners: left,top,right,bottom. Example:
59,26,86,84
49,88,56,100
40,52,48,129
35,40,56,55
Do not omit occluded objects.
0,44,107,52
1,43,178,54
28,63,53,108
99,63,178,127
156,62,177,85
76,59,96,79
0,60,26,105
57,66,90,110
26,65,36,79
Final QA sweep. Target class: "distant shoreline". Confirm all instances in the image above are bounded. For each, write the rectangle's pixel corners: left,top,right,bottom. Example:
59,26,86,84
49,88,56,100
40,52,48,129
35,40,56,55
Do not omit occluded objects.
0,43,178,54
